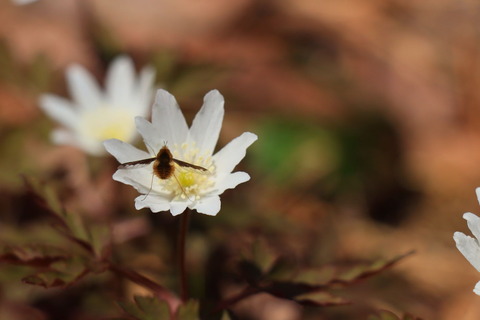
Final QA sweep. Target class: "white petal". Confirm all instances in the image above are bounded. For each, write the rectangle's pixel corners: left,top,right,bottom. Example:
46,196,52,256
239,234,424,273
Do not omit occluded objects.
215,171,251,194
106,56,135,107
135,117,164,153
51,129,77,145
189,90,224,155
474,281,480,295
213,132,258,174
51,127,107,156
67,64,103,110
464,212,480,241
170,201,188,216
113,168,154,194
476,188,480,206
454,231,480,272
12,0,39,5
135,194,170,213
151,90,189,147
192,195,221,216
134,66,156,115
39,94,78,129
103,139,150,163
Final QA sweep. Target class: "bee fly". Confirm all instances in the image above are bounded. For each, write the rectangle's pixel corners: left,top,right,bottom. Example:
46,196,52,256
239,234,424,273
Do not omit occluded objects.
119,145,209,199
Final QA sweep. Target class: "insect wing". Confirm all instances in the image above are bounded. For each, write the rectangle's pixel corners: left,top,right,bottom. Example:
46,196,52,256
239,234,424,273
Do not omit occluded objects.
119,157,156,169
172,158,209,172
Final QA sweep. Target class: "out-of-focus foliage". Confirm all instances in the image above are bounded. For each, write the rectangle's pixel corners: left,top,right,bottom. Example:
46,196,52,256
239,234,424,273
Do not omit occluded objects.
1,0,480,319
368,310,423,320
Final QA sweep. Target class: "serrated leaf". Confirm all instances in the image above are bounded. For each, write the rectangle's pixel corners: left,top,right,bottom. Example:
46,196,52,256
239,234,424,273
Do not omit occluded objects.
22,272,68,288
337,251,414,283
0,245,67,267
177,300,199,320
23,178,97,256
134,296,170,317
251,240,278,274
118,296,170,320
290,267,336,286
21,256,90,288
238,240,281,285
88,224,112,259
294,291,350,307
117,301,144,320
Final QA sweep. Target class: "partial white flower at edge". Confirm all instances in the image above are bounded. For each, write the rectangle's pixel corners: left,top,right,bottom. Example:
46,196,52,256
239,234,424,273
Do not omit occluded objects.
453,187,480,295
11,0,38,5
39,56,155,156
103,89,258,216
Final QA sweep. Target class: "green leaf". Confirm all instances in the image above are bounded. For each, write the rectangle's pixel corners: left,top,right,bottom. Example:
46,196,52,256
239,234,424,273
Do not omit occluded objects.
290,266,336,286
134,296,170,318
117,301,144,320
251,240,278,274
118,296,170,320
177,300,199,320
23,178,94,254
22,256,89,288
88,224,112,259
0,244,68,267
337,251,414,283
238,240,280,284
294,291,350,307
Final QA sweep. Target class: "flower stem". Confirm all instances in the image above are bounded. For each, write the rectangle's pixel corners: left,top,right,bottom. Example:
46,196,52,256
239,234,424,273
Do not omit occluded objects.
177,209,191,302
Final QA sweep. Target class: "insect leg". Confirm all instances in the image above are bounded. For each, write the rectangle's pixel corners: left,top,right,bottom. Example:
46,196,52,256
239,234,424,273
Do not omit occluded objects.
141,172,156,201
172,172,194,202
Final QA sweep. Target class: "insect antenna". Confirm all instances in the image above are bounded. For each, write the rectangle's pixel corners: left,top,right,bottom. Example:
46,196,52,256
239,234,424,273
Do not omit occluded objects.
144,141,157,156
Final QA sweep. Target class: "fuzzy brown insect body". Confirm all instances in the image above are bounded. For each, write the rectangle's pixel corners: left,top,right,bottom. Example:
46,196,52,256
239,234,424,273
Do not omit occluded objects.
153,146,175,179
119,145,208,180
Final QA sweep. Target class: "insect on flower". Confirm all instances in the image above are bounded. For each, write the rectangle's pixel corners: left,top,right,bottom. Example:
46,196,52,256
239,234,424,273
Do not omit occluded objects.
119,145,209,198
104,89,258,216
120,145,209,178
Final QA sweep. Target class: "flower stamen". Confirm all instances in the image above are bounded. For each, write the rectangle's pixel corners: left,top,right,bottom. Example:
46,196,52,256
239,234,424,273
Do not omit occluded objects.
152,142,216,201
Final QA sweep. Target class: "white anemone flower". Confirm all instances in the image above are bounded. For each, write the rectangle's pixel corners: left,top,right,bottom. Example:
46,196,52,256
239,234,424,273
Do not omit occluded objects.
11,0,38,5
453,188,480,295
103,89,257,216
39,56,155,156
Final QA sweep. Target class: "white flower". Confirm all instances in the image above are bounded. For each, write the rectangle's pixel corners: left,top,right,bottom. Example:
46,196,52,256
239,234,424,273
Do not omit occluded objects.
11,0,38,5
39,56,155,156
453,188,480,295
103,89,257,216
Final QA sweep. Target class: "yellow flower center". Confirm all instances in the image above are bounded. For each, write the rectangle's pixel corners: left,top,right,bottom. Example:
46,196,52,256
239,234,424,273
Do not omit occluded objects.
82,106,136,142
154,142,216,201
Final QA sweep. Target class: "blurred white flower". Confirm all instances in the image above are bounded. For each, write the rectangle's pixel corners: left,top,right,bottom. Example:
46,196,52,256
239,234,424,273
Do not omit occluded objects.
11,0,38,5
104,89,257,216
453,188,480,295
40,56,155,156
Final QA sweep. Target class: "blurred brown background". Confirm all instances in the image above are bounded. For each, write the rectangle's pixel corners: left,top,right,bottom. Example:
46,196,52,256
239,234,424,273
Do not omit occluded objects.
1,0,480,319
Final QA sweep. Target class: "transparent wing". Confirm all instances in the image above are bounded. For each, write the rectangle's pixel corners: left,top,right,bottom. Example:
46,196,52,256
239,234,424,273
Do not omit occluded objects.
119,157,156,169
172,158,210,175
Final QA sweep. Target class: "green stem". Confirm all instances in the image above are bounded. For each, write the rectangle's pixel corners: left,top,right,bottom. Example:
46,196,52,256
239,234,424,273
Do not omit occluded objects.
177,209,191,302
